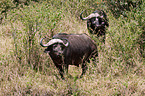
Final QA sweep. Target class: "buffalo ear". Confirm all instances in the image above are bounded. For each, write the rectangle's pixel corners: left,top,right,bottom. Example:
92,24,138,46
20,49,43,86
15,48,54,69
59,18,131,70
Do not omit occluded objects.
106,23,109,27
105,20,109,27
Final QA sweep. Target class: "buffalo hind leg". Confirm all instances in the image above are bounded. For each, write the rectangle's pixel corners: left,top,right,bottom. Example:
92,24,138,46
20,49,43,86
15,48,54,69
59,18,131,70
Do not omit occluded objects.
80,62,88,78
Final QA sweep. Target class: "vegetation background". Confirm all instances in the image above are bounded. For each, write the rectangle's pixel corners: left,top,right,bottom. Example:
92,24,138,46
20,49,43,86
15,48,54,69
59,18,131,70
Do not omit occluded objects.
0,0,144,95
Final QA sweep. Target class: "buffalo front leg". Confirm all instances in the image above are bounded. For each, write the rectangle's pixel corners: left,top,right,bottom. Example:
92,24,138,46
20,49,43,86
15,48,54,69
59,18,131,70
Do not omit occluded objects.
80,62,88,78
55,64,65,79
64,64,69,74
102,34,106,44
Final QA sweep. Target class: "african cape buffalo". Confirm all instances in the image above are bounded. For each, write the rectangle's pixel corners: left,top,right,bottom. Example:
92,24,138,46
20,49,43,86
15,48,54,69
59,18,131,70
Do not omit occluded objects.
40,33,98,79
80,9,109,42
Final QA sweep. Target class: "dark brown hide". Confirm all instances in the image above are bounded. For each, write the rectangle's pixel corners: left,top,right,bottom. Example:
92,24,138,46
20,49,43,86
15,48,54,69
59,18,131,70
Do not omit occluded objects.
80,10,109,43
41,33,98,79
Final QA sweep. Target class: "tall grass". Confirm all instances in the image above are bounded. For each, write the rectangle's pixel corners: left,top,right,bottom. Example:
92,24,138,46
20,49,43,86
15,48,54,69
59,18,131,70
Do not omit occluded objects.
0,0,145,95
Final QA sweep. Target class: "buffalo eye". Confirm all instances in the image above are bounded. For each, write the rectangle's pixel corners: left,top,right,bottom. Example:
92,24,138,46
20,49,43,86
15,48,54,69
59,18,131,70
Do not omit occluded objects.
97,17,103,24
52,43,64,52
91,17,96,22
52,44,58,47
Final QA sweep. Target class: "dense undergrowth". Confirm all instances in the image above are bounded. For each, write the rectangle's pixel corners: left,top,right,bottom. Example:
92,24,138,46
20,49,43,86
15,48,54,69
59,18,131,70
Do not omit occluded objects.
0,0,145,95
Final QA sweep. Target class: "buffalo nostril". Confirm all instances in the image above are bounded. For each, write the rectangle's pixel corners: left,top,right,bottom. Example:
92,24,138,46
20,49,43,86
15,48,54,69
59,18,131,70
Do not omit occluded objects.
44,50,50,53
102,22,105,24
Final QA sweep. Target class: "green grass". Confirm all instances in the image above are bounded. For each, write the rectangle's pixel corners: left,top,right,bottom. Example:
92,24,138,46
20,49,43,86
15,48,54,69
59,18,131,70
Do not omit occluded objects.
0,0,145,95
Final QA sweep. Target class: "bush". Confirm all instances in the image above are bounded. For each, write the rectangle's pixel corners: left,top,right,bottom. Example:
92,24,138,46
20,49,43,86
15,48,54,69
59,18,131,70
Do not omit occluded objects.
105,0,143,18
0,0,15,22
9,2,63,70
0,0,145,95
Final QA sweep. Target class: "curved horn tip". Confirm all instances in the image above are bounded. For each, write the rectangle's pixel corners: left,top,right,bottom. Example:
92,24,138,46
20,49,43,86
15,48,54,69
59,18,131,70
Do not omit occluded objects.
80,10,86,20
40,38,45,47
64,42,69,47
60,38,69,47
40,38,50,47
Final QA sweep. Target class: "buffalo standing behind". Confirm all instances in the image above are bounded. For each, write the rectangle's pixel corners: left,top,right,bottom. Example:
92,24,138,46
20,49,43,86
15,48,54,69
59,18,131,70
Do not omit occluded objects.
80,9,109,43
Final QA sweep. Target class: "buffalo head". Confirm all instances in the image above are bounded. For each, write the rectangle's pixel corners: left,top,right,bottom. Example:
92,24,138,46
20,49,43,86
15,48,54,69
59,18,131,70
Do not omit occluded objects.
40,38,69,56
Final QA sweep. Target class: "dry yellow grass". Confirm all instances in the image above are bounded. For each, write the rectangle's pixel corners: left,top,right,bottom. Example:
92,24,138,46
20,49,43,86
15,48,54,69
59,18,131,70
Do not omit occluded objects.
0,0,145,95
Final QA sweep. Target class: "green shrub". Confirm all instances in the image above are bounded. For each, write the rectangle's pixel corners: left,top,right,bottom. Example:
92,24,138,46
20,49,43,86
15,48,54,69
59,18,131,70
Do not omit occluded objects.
0,0,145,95
9,2,63,70
105,0,143,18
0,0,15,21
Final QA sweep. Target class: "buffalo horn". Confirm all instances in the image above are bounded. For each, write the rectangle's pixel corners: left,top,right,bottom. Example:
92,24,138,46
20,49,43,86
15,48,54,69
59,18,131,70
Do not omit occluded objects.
40,38,69,47
80,10,100,20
